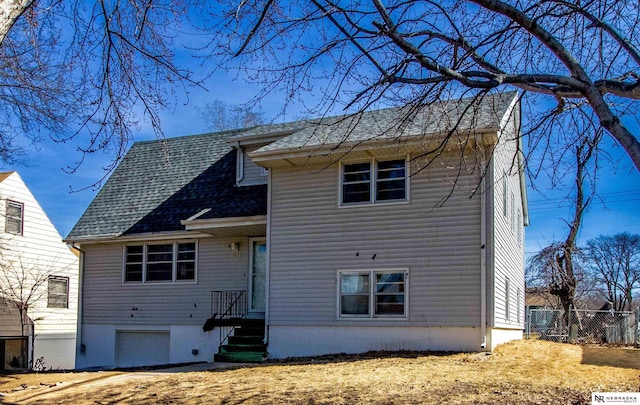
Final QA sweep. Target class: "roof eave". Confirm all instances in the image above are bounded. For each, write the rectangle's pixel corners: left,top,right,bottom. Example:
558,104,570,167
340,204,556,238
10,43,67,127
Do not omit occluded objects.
181,215,267,230
64,230,205,245
249,128,500,166
225,129,300,147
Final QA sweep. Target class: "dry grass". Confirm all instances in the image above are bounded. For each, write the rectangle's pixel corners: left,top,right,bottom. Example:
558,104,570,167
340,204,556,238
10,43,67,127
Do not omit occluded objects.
1,340,638,404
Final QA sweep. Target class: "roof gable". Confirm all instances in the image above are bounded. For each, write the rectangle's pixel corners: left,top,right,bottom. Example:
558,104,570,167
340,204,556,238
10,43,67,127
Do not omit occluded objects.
66,131,266,241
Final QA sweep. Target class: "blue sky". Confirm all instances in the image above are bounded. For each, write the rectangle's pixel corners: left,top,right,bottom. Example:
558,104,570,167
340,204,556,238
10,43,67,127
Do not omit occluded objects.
4,71,640,256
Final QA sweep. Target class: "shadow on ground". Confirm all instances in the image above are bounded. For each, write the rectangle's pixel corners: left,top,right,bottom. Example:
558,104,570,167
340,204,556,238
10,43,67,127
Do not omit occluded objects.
581,346,640,369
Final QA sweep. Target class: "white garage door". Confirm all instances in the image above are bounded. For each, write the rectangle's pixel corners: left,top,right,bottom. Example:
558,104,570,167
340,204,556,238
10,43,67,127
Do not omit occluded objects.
115,331,170,368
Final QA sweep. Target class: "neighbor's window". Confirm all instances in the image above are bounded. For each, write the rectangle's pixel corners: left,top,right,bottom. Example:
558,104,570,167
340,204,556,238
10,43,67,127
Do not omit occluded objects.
5,200,24,235
47,276,69,308
339,270,407,318
341,158,407,205
124,241,197,283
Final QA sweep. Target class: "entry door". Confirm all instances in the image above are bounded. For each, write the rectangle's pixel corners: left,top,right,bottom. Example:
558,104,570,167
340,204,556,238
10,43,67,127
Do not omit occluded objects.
249,239,267,314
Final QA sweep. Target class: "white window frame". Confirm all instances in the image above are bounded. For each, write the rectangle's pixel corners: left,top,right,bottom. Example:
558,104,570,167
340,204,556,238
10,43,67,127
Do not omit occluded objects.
47,276,69,308
339,157,410,207
517,211,522,247
123,240,198,284
505,277,511,322
337,268,409,319
510,191,516,233
517,287,522,324
5,200,24,235
502,172,507,217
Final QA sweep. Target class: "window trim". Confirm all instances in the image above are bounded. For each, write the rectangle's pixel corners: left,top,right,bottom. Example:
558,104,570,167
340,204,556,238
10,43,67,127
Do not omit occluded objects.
502,172,507,217
505,277,511,322
339,157,410,207
47,276,69,309
123,240,198,284
5,200,24,235
337,268,409,320
517,287,522,324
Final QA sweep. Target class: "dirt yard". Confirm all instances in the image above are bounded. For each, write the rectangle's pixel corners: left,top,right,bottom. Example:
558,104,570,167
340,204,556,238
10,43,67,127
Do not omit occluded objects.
1,340,638,404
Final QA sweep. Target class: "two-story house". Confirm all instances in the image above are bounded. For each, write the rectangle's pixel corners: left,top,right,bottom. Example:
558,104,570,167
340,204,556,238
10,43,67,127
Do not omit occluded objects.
0,171,79,370
66,92,528,369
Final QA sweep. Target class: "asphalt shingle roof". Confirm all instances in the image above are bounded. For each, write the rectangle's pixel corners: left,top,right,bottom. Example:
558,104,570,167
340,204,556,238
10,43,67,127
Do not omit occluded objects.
253,92,517,155
66,131,266,240
67,92,517,241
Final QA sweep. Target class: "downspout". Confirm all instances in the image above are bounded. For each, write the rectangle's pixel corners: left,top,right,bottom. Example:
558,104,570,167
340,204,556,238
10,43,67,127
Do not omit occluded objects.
480,146,488,350
71,244,85,363
235,142,244,184
263,167,272,345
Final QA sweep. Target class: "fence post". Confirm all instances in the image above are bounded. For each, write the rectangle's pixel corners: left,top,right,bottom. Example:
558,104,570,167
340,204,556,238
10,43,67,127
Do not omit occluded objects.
633,307,640,348
526,307,530,339
567,304,573,343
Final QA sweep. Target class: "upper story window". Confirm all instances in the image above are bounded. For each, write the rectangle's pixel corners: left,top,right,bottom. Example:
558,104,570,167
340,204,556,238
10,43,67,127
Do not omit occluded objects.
341,158,408,206
124,241,197,283
339,269,408,318
5,200,24,235
47,276,69,308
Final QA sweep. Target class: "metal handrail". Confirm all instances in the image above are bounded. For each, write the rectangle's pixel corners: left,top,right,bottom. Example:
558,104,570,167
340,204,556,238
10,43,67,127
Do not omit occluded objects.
210,290,247,346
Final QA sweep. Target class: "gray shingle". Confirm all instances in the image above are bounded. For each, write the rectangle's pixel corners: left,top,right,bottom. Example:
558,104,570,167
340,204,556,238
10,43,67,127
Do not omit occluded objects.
67,92,517,241
253,92,517,155
66,130,266,240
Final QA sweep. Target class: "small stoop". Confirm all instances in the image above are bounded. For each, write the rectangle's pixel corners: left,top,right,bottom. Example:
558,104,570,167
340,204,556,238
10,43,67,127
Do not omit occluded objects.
214,320,267,363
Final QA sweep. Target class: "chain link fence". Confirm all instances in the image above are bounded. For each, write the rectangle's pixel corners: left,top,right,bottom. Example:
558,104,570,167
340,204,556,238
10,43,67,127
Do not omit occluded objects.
526,307,640,347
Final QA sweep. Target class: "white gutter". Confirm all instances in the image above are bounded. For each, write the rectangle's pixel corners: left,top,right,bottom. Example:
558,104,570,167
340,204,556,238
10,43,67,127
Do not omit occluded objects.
250,129,500,164
518,145,530,227
236,143,244,183
70,244,85,361
264,168,272,345
480,146,488,350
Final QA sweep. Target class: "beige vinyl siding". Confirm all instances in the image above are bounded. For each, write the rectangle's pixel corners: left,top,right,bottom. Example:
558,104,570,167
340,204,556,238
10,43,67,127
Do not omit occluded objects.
0,172,79,336
238,144,268,186
268,154,483,328
81,237,250,325
489,110,525,329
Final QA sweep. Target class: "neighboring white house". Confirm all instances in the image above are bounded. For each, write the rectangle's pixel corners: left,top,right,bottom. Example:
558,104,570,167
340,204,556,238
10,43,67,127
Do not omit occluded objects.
66,92,528,369
0,171,79,370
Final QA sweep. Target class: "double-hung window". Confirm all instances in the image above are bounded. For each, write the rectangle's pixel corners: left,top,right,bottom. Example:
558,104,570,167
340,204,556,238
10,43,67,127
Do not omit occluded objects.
47,276,69,308
5,200,24,235
341,158,408,205
339,269,408,318
124,241,197,283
